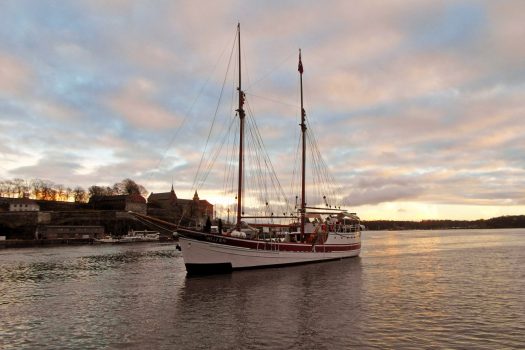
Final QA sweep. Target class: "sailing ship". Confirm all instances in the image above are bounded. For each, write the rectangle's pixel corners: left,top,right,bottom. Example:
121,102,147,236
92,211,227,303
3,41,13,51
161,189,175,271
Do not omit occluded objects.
176,24,361,274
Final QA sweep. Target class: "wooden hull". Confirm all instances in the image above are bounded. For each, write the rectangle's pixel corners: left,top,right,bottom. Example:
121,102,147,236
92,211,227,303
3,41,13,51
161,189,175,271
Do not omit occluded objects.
178,229,361,275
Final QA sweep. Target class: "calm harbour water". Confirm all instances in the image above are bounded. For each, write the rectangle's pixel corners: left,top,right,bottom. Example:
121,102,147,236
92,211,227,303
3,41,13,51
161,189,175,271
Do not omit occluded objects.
1,229,524,349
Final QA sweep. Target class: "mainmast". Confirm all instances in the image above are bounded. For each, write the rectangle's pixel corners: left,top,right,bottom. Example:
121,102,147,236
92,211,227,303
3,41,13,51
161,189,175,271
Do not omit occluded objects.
236,23,245,230
298,49,306,241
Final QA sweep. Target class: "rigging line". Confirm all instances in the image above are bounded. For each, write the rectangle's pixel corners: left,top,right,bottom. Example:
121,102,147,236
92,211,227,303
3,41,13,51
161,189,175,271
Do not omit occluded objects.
221,118,237,197
310,129,332,205
226,122,238,200
244,50,296,91
202,117,237,188
290,82,303,200
245,128,266,210
251,128,273,210
226,66,238,194
152,27,238,182
246,105,268,211
308,131,325,205
244,118,265,207
245,109,291,211
192,31,237,191
196,116,237,191
291,72,303,207
218,132,236,220
244,92,298,108
245,101,290,203
241,40,253,96
305,129,321,204
290,132,300,207
133,216,175,234
193,50,236,192
220,67,239,203
307,116,339,198
301,95,341,206
197,85,238,191
306,121,340,207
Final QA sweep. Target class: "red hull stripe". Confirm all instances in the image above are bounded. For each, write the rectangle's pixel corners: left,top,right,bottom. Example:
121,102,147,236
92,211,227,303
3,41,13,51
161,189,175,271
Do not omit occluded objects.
178,229,361,253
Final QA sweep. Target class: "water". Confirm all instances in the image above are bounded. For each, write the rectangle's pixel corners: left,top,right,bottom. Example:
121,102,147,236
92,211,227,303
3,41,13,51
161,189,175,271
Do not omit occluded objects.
1,229,524,349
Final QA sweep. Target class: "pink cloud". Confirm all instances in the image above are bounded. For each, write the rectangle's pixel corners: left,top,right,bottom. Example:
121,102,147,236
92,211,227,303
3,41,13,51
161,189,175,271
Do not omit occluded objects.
107,78,183,130
0,54,32,97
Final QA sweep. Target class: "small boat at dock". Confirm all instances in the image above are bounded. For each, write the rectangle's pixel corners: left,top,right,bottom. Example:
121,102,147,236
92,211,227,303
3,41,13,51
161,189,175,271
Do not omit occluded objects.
95,230,160,244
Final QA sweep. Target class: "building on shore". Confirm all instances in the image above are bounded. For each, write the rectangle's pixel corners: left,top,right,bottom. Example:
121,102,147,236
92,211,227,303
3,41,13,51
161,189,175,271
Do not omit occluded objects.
88,193,147,215
147,186,213,228
0,197,40,212
35,225,105,240
35,199,82,211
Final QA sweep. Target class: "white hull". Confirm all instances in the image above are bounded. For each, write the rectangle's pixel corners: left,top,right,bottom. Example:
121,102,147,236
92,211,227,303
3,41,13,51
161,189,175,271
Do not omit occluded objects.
179,234,360,273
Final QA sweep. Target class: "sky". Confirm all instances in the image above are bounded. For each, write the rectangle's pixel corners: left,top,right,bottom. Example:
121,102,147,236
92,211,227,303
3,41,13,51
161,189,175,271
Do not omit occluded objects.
1,0,524,221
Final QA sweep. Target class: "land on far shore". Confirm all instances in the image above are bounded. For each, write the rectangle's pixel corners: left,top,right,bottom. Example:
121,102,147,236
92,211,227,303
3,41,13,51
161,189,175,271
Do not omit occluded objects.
362,215,525,231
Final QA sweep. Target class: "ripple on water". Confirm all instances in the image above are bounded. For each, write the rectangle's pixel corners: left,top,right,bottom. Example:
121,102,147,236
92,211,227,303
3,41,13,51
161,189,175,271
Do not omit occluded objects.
1,230,525,349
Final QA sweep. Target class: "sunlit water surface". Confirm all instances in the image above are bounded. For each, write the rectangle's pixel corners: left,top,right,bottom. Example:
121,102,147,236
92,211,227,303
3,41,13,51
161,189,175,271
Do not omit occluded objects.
1,229,524,349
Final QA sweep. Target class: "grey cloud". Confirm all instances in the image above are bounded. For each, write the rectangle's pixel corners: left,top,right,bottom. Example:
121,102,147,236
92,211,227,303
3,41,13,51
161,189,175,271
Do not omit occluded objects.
1,0,525,218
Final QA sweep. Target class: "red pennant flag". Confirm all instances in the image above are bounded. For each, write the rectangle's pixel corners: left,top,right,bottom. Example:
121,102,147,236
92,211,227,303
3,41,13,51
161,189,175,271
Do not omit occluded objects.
298,49,304,74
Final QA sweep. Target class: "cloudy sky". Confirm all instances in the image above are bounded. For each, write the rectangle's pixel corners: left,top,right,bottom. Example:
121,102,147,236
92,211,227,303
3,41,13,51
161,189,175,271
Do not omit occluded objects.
1,0,524,220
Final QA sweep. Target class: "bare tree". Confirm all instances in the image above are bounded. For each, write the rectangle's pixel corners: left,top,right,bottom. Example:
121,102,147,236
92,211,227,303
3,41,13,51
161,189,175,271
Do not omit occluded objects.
5,179,14,197
31,179,45,199
73,186,87,202
88,185,112,198
49,188,58,201
56,184,65,201
0,180,7,197
123,178,140,195
137,184,148,197
113,178,148,196
40,180,56,200
12,178,28,198
65,187,73,201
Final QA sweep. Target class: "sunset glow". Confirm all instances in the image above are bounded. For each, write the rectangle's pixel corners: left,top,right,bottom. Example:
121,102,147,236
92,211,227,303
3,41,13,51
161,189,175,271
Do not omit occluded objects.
1,1,524,220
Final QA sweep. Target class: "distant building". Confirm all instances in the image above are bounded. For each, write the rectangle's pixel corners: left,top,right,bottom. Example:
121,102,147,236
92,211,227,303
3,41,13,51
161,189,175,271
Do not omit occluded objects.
148,185,178,209
147,186,213,227
88,193,147,214
36,225,105,240
36,199,82,211
0,197,40,212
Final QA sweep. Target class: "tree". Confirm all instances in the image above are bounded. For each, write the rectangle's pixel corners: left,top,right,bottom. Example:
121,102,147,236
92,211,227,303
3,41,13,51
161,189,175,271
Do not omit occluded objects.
12,178,28,198
65,187,73,201
3,179,14,197
73,186,87,202
112,178,148,196
31,179,45,199
88,185,108,198
56,184,65,201
0,180,8,197
40,180,56,200
122,178,140,195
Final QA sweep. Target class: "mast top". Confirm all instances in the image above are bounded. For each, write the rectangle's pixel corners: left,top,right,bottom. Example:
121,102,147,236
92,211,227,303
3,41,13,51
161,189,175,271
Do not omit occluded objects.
298,48,304,75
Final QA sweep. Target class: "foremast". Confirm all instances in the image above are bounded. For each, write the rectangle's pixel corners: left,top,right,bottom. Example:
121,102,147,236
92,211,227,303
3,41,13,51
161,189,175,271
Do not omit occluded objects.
236,23,245,230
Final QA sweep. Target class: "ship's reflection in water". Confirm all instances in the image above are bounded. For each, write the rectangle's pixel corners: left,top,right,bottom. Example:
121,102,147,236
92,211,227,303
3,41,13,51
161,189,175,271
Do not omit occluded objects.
175,258,363,349
1,229,525,349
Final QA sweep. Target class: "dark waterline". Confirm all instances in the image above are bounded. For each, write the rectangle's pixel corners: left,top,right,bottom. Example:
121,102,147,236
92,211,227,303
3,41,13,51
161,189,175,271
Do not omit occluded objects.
1,229,524,349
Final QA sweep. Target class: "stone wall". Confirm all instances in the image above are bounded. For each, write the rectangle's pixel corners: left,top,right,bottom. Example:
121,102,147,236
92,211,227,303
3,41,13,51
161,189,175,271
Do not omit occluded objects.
0,210,149,239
